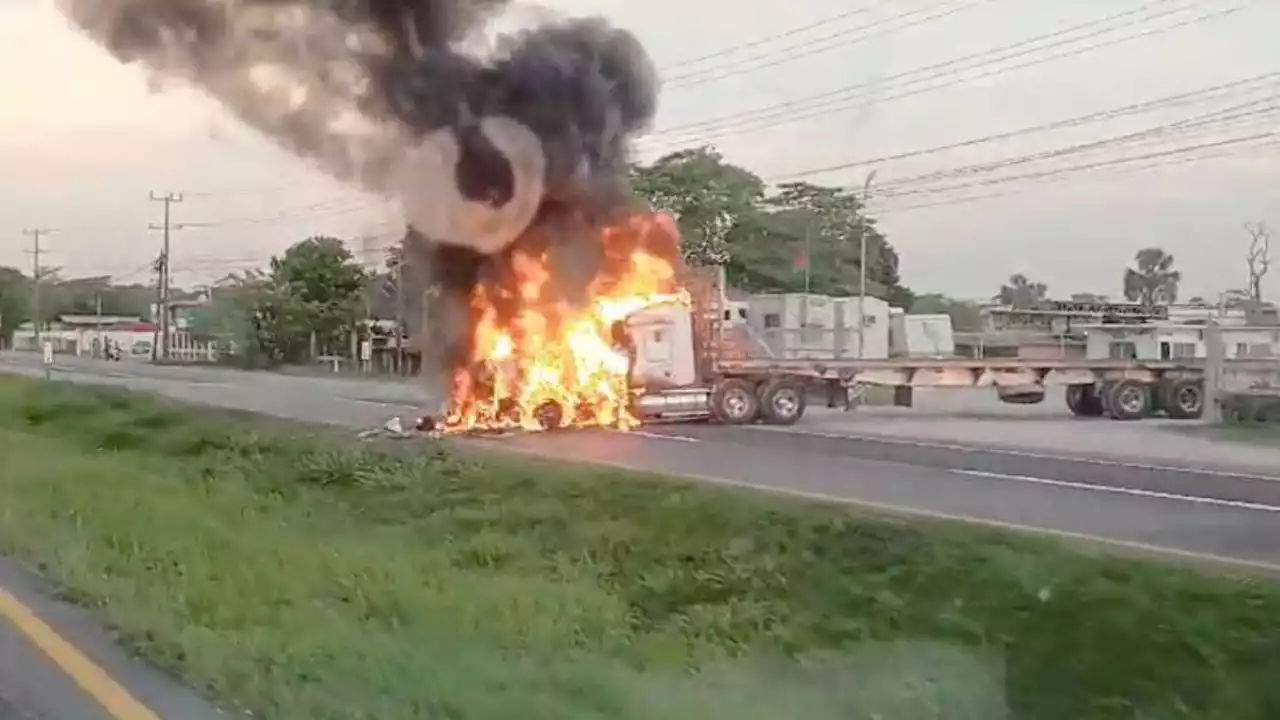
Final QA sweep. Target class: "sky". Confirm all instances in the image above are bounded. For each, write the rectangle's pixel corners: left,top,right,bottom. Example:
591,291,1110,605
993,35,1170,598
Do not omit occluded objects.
0,0,1276,301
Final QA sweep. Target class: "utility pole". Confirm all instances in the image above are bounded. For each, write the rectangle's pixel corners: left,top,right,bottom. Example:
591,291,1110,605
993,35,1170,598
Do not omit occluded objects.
802,223,811,294
150,252,165,362
856,170,878,360
149,192,183,361
394,259,406,375
94,292,103,359
22,228,53,347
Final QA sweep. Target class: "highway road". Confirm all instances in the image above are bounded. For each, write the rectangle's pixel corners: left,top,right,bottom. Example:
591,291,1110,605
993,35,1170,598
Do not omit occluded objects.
3,352,1280,573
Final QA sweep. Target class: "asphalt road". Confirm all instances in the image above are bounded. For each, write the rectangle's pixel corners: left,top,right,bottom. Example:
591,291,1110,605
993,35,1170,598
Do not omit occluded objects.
3,352,1279,571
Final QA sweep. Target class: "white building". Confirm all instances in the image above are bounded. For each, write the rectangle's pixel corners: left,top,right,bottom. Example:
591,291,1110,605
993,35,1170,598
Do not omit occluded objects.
10,315,158,359
1083,323,1280,361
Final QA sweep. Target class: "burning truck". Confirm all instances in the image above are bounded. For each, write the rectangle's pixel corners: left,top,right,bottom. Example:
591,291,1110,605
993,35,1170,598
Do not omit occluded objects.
425,210,813,435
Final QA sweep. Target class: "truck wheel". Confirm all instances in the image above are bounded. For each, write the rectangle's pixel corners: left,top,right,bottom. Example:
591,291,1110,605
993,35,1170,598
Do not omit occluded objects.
1163,379,1204,419
1106,379,1152,420
1070,381,1111,415
759,379,807,425
1075,381,1105,415
711,378,760,424
1066,384,1104,417
534,401,564,430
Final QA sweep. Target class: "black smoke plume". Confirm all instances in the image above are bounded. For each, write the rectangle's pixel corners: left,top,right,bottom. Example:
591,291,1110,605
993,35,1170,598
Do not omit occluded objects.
55,0,659,390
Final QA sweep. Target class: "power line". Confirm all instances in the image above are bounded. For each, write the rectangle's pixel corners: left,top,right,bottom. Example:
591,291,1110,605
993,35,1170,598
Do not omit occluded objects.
879,130,1277,202
180,198,372,228
656,1,878,72
663,0,986,90
642,0,1247,147
644,0,1194,139
768,71,1280,180
867,97,1280,192
874,135,1280,214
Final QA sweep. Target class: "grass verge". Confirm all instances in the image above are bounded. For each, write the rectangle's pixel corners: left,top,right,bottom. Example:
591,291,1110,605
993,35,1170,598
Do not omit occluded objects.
0,376,1279,719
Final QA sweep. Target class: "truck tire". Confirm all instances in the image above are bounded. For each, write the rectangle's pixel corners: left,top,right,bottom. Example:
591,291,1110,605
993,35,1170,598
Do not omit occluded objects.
1106,379,1152,420
759,379,807,425
533,401,564,430
1163,379,1204,420
1065,384,1104,417
711,378,760,425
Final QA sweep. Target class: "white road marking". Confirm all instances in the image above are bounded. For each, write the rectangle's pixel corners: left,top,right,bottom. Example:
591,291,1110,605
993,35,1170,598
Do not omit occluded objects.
950,468,1280,513
346,398,422,410
746,425,1280,482
476,441,1280,575
622,429,701,443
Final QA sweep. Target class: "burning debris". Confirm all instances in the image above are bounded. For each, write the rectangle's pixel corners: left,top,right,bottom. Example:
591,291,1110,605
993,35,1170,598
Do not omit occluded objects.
57,0,674,434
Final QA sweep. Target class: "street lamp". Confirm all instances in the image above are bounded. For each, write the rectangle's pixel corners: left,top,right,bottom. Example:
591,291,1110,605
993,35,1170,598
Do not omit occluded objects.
857,169,878,359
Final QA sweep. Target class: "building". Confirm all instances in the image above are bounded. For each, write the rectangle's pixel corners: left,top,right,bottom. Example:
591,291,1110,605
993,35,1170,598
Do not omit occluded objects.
10,315,158,359
1082,323,1280,361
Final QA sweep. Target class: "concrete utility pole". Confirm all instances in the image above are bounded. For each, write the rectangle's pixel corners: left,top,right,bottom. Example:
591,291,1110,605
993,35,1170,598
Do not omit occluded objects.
1203,319,1224,425
22,228,53,346
856,170,878,359
150,252,166,362
148,192,184,361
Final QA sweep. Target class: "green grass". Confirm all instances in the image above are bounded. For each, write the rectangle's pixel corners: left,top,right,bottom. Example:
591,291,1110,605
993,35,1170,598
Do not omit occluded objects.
1,376,1279,719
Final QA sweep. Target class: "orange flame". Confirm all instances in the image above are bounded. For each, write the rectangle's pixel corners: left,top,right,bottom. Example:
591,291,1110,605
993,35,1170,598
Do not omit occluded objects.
443,213,686,433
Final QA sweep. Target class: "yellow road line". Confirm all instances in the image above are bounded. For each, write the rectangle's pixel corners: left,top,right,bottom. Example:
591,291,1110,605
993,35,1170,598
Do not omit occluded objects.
0,585,159,720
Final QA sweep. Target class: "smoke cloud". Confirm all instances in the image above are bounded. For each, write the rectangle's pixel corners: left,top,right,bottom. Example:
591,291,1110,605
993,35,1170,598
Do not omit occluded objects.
55,0,660,398
53,0,659,254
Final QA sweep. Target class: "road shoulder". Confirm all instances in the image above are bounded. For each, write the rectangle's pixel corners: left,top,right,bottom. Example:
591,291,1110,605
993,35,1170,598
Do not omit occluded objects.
0,558,233,720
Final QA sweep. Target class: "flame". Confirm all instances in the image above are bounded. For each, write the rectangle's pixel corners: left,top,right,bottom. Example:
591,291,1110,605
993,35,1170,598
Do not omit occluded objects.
442,213,687,433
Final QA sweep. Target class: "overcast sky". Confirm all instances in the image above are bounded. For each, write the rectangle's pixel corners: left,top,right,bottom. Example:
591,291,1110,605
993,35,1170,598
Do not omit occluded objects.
1,0,1276,301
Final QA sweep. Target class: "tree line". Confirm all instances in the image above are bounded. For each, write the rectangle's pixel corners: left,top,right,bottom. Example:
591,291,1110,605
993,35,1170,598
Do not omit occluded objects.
630,147,915,308
1,156,1270,354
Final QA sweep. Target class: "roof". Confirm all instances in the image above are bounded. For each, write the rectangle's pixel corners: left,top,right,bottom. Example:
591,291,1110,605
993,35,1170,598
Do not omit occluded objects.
57,315,144,325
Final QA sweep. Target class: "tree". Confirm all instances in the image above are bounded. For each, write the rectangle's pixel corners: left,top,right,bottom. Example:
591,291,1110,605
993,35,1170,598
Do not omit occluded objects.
995,274,1048,308
630,148,913,303
188,270,269,356
1123,247,1180,306
0,267,30,345
630,146,764,267
247,237,368,364
1245,221,1271,302
910,293,981,332
1220,289,1251,308
766,182,893,297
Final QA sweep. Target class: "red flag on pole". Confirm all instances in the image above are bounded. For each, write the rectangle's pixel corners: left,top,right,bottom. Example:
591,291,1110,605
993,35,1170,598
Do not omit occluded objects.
792,250,808,271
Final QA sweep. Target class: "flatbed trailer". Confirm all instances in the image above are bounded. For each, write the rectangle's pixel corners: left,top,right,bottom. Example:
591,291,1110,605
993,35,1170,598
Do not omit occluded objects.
622,267,1280,425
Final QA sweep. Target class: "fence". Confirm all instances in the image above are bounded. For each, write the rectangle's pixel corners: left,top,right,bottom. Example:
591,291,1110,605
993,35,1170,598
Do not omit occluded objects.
161,332,220,363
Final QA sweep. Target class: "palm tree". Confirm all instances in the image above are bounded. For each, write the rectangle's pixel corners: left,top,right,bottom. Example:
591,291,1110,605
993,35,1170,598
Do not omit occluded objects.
995,273,1048,308
1123,248,1180,306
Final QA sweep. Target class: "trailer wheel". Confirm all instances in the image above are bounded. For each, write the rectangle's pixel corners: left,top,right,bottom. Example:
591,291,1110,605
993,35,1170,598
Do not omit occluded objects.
711,379,760,424
759,379,807,425
1106,379,1152,420
1163,379,1204,419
